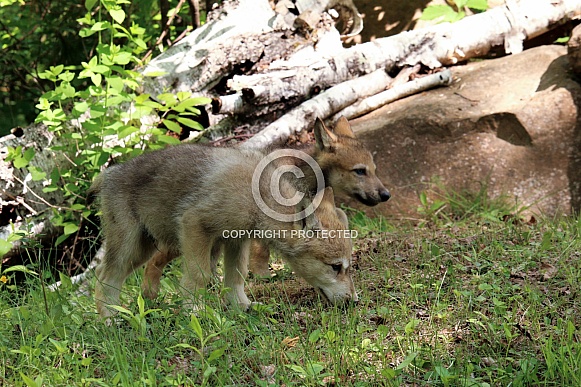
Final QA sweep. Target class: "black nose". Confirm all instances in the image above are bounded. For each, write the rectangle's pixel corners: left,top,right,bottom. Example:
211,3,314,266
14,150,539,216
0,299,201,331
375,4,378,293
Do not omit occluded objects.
379,189,391,202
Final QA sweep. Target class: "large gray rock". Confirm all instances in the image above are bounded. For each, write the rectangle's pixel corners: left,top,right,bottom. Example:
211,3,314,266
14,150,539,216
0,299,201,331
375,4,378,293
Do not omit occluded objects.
349,45,581,217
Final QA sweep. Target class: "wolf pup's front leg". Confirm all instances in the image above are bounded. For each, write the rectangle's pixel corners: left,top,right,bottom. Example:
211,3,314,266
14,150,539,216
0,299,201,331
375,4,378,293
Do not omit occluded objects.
223,239,252,309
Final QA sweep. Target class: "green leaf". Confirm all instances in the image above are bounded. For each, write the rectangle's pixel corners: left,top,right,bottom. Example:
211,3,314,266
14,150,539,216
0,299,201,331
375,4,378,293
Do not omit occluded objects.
91,73,102,86
132,37,147,50
109,8,126,24
49,338,68,354
137,293,145,314
396,352,418,370
91,65,111,74
0,239,12,258
24,147,35,161
107,76,125,93
203,365,217,379
55,233,71,247
79,28,97,38
306,362,324,376
381,368,398,379
90,105,107,118
308,329,321,343
190,314,203,340
176,117,204,131
12,147,34,169
478,283,493,291
20,373,40,387
74,101,89,114
13,157,28,169
144,70,168,77
466,0,488,11
134,94,152,104
157,93,178,107
404,318,420,334
28,166,46,181
207,347,225,362
85,0,97,11
91,21,110,31
35,98,51,111
286,365,307,375
64,223,79,235
163,119,181,133
156,135,181,144
3,265,38,275
58,272,73,288
420,5,457,21
175,97,211,111
49,65,64,76
109,305,133,315
58,71,75,82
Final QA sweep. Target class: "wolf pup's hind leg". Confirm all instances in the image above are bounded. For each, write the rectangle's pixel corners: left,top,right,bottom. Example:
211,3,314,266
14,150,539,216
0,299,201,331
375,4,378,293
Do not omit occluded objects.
141,250,178,299
95,227,156,318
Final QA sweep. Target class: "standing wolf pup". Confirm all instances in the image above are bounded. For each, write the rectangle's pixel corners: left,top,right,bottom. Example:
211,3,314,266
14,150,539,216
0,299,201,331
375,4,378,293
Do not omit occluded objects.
247,117,390,275
140,117,390,297
89,143,357,318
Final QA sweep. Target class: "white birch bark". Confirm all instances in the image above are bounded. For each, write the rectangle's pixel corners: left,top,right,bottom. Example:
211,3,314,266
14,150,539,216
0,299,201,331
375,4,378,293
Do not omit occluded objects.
332,69,453,121
241,68,392,148
228,0,581,108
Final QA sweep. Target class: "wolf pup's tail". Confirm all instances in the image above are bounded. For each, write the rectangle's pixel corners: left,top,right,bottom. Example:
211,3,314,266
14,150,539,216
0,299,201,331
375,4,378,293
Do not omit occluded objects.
86,173,104,206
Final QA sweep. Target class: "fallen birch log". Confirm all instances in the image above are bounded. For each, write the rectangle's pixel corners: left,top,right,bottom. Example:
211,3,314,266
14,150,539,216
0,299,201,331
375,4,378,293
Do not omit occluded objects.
228,0,580,109
241,68,392,148
332,69,453,121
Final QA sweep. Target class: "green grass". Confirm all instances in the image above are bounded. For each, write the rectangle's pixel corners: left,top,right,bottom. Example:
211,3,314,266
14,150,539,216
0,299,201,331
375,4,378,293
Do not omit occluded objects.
1,190,581,386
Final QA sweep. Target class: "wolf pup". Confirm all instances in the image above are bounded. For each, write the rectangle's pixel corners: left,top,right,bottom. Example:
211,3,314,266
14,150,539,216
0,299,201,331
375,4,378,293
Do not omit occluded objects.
248,116,390,274
89,144,357,318
141,116,390,295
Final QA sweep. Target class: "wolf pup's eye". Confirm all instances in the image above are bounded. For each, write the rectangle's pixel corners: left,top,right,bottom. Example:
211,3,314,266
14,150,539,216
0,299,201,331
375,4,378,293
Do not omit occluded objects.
331,264,342,274
353,168,366,176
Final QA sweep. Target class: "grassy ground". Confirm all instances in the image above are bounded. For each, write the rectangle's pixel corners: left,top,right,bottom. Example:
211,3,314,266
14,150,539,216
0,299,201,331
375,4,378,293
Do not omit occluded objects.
1,188,580,386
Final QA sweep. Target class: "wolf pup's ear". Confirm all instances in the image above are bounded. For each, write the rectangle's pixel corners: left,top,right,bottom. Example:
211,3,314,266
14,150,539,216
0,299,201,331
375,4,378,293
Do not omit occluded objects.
320,186,335,206
314,117,338,151
296,194,322,231
335,208,349,228
333,116,355,138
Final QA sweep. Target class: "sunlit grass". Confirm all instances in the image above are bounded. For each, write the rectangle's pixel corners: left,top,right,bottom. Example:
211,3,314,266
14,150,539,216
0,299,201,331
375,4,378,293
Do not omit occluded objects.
1,187,581,386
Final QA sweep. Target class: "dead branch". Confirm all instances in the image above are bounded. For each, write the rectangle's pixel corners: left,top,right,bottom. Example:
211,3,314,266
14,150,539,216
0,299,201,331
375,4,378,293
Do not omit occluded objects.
228,0,580,108
332,69,453,121
241,68,392,148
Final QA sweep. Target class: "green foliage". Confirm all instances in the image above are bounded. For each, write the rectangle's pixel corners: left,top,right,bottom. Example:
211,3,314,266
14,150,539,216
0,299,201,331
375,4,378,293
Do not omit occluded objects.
0,0,201,135
420,0,489,23
1,0,210,255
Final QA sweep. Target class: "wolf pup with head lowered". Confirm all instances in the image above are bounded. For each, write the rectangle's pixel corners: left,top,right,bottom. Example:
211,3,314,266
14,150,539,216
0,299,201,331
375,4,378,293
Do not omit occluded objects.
247,117,390,273
89,144,357,318
141,117,390,295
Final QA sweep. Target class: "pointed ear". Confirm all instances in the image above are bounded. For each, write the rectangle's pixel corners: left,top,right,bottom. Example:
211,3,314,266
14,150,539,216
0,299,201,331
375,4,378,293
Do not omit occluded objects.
335,208,349,228
321,186,335,206
297,194,322,231
314,117,337,151
333,116,355,138
315,186,337,214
